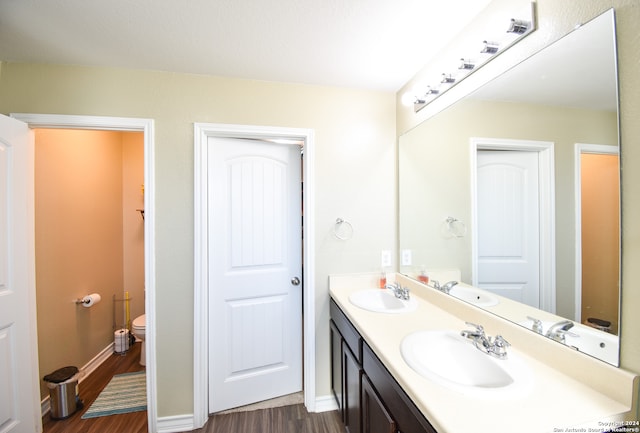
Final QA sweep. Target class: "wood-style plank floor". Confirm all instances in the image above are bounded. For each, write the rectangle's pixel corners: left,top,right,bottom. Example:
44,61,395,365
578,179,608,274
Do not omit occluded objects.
43,341,345,433
42,342,147,433
188,404,346,433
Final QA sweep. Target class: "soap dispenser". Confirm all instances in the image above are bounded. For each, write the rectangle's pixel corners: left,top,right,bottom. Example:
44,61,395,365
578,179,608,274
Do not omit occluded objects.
378,270,387,289
418,266,429,284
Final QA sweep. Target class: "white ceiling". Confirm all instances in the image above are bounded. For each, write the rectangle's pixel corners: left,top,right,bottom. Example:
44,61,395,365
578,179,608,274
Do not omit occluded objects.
0,0,494,92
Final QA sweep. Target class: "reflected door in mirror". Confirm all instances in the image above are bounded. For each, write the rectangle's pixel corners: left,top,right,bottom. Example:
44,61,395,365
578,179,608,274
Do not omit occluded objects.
477,150,540,308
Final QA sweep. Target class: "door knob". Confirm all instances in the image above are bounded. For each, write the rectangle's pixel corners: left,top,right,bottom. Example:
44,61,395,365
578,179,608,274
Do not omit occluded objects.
291,277,301,286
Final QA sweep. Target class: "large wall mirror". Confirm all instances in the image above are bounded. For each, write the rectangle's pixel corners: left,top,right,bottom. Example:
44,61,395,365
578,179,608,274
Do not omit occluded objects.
398,9,620,365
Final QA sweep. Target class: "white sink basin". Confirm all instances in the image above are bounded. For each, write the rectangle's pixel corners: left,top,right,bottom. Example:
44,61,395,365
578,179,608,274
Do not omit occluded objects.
401,330,532,398
349,289,418,314
449,285,499,307
519,319,619,365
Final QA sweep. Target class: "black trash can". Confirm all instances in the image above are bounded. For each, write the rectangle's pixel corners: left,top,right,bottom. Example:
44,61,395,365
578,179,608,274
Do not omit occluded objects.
43,366,82,419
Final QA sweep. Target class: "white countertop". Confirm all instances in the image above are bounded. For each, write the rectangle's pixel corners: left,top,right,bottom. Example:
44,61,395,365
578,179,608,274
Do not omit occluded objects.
329,273,639,433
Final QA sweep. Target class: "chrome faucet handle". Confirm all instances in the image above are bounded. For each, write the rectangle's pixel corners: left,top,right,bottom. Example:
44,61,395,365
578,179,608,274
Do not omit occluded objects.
429,279,441,290
385,282,400,298
441,281,458,293
464,322,484,334
461,321,485,340
489,335,510,359
526,316,543,334
385,282,410,300
554,329,580,344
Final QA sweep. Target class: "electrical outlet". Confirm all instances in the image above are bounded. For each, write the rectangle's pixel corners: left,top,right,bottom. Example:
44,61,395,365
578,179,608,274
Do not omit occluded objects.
381,250,392,268
401,249,412,266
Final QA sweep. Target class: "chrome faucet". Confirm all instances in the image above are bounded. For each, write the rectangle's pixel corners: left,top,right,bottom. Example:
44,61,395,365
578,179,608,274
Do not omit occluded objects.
526,316,544,334
430,280,458,294
385,282,410,300
545,320,578,344
461,322,510,359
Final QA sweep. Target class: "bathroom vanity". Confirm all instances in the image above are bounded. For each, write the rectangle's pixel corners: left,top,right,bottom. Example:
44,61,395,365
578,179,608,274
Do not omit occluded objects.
331,298,437,433
329,273,638,433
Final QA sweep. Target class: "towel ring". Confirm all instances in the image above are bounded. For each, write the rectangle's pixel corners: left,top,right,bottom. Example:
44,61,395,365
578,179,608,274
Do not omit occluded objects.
334,218,354,241
441,216,466,238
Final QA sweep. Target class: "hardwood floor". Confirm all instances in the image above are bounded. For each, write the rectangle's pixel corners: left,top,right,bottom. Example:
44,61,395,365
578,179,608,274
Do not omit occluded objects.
189,404,346,433
42,341,345,433
42,342,147,433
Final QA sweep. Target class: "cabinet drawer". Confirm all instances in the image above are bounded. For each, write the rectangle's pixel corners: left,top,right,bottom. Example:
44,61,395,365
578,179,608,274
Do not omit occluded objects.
330,299,362,362
363,343,437,433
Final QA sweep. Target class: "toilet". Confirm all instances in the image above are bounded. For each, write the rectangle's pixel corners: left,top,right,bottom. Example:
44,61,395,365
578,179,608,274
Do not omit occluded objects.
132,314,146,366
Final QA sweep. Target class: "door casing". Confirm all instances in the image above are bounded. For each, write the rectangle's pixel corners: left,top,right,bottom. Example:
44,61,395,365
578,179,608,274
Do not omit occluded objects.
10,113,157,432
470,137,556,313
193,123,316,428
574,143,620,325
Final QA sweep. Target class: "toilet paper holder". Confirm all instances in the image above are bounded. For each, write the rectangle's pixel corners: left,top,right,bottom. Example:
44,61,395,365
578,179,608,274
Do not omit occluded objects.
75,293,101,307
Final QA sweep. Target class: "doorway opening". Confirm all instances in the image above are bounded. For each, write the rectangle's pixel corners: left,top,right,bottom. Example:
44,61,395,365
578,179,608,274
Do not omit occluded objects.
193,123,316,429
574,143,620,333
10,113,156,432
470,137,556,312
34,128,145,410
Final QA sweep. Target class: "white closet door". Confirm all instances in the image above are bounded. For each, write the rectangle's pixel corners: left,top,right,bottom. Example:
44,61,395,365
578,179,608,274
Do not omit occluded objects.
0,114,40,433
208,137,302,413
477,150,540,308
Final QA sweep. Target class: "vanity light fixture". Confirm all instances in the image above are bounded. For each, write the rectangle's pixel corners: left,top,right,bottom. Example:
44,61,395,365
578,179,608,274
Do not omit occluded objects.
403,2,536,113
441,73,456,84
459,58,475,70
507,18,531,34
480,40,500,54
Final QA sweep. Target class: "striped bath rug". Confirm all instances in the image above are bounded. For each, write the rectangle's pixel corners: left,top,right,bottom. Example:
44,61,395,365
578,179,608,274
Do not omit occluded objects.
81,371,146,419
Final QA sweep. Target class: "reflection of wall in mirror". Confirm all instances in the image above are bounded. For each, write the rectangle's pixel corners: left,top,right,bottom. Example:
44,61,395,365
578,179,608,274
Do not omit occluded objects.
399,97,617,320
581,153,620,334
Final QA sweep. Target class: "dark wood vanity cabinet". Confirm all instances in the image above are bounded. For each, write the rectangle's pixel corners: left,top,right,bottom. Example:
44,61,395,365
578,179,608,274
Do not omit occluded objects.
362,373,396,433
330,299,438,433
330,300,362,433
362,343,437,433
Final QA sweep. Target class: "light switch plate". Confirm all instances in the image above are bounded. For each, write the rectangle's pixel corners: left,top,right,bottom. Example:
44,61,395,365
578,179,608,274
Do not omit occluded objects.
381,250,392,268
401,249,412,266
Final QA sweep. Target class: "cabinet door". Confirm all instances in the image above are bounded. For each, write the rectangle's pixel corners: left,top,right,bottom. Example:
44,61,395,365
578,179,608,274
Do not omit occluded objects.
330,320,343,412
362,374,396,433
344,342,362,433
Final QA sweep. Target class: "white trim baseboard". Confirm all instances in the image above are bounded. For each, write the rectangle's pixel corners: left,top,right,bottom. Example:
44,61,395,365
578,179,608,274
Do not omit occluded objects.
154,395,337,433
313,395,339,413
78,342,116,382
156,414,195,433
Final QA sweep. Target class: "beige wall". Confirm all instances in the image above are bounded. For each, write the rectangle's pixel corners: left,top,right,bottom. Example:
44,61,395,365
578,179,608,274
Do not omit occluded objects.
0,69,396,416
34,129,144,399
397,0,640,381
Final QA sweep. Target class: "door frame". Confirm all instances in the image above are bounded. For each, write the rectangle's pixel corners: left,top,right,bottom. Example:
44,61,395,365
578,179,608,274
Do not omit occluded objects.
573,143,620,324
193,123,315,428
10,113,157,432
470,137,556,312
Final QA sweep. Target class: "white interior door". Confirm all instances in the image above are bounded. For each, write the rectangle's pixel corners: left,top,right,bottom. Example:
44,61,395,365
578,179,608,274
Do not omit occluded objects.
476,150,540,308
0,115,40,433
208,137,302,413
